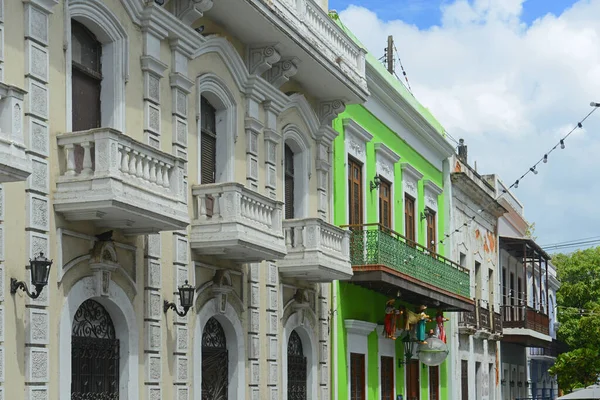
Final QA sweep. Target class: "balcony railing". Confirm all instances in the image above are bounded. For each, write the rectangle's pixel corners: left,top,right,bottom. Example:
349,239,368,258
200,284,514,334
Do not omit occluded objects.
477,301,491,331
502,305,550,336
344,223,470,298
278,218,352,281
459,310,476,328
493,311,503,334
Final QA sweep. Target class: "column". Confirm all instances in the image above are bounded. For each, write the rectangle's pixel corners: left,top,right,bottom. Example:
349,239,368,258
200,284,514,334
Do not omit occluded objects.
142,27,168,148
23,2,56,399
318,284,330,399
265,262,279,399
247,263,261,400
144,234,163,399
0,183,4,400
172,232,190,400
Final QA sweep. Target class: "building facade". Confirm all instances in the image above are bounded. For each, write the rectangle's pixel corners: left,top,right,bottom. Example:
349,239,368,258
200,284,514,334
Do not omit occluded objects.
0,0,368,399
329,16,473,400
450,149,507,400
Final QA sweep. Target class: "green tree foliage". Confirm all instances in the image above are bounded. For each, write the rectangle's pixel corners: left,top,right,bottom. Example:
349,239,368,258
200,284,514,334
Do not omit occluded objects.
548,247,600,392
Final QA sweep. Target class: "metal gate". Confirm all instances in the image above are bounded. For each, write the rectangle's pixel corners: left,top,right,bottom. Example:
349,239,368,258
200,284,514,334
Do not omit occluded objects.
287,330,307,400
71,299,119,400
202,317,229,400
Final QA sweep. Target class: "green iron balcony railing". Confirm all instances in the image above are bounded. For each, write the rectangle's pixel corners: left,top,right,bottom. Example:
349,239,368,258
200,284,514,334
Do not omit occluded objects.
343,223,470,298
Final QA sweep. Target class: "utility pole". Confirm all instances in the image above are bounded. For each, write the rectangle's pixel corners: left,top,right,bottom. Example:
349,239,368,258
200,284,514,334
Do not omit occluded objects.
387,35,394,74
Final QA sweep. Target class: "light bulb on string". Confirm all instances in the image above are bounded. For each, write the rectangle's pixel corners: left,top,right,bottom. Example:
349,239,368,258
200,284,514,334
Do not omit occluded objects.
543,154,548,163
560,139,565,149
530,167,538,175
514,180,519,189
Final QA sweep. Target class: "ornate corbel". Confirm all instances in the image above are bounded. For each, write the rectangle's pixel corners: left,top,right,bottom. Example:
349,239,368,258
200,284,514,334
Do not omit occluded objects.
247,44,282,76
89,232,119,297
292,289,310,325
264,57,300,88
210,269,233,314
173,0,214,25
318,99,346,127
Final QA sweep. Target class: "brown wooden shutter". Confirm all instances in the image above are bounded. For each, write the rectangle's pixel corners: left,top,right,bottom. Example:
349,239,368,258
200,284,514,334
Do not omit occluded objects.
350,353,365,400
284,144,295,219
461,360,469,400
426,209,436,252
429,366,440,400
408,359,420,400
380,356,394,400
200,96,217,185
71,20,102,132
379,179,391,229
348,157,363,226
405,194,416,244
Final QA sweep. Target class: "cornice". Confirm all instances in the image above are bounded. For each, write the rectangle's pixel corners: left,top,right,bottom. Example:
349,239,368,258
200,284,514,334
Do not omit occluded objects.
344,319,377,336
22,0,58,14
400,162,424,181
140,55,169,77
343,119,373,143
424,179,443,197
374,142,400,164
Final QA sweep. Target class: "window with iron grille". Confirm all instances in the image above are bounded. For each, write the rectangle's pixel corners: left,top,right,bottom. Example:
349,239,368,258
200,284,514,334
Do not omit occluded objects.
287,330,307,400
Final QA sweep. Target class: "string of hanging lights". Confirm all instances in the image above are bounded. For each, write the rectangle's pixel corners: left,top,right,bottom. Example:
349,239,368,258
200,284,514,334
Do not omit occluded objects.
439,102,600,245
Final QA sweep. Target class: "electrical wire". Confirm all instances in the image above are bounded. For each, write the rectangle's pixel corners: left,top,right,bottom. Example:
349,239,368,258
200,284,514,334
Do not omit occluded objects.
439,103,600,245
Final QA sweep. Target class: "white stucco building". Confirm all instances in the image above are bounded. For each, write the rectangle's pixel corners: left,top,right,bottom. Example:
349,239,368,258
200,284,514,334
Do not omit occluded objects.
0,0,368,399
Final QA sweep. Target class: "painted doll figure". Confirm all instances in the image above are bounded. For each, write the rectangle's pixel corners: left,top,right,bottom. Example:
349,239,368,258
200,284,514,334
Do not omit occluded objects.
435,310,449,343
415,305,430,344
383,299,401,339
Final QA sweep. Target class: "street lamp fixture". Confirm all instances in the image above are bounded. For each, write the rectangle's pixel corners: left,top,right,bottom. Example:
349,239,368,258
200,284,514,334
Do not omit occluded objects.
10,252,53,299
370,175,381,191
164,280,195,317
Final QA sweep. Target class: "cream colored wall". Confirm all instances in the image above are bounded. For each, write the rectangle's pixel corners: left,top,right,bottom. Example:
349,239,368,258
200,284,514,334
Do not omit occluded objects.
0,0,331,399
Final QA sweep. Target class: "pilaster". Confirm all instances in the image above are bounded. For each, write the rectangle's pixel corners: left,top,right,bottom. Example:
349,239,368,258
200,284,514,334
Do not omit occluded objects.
142,28,168,148
247,263,261,400
22,1,53,398
172,231,190,400
0,183,4,399
265,262,279,399
262,101,282,199
144,234,162,399
245,95,263,191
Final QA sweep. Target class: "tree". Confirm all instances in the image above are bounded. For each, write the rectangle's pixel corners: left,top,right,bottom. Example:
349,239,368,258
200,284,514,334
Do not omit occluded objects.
548,247,600,392
525,222,537,241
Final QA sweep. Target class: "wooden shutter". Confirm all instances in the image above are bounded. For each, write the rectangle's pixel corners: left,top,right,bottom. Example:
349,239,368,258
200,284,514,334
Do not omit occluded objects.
429,366,440,400
380,356,394,400
407,359,420,400
200,97,217,185
405,194,416,244
426,209,436,252
350,353,365,400
71,20,102,132
379,180,391,229
461,360,469,400
284,144,295,219
348,158,363,226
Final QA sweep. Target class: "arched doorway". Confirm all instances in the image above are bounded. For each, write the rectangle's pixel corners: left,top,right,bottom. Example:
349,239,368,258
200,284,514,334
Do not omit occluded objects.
202,317,228,399
287,330,307,399
71,299,119,399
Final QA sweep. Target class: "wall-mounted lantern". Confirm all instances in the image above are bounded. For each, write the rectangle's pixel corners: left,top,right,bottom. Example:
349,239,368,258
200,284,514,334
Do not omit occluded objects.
370,175,381,191
164,280,195,317
10,252,53,299
420,207,435,221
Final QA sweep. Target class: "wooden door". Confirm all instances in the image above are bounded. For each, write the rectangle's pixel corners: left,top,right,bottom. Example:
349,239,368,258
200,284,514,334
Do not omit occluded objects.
379,180,391,229
429,366,439,400
405,194,416,244
350,353,365,400
380,356,394,400
348,158,363,226
407,359,420,400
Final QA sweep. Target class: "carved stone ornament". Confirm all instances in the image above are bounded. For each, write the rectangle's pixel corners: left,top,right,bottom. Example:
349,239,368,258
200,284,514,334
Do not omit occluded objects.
174,0,214,26
292,289,310,325
318,100,345,126
210,269,233,314
248,44,281,76
88,239,119,297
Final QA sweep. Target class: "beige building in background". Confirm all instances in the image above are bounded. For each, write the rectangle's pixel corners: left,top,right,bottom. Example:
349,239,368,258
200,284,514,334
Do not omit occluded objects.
0,0,368,399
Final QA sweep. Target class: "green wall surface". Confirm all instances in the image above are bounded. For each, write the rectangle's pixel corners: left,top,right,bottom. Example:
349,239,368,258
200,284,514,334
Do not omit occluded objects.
331,103,450,399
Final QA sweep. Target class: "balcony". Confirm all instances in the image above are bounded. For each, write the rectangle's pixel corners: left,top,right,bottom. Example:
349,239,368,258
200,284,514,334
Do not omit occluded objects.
54,128,189,235
345,224,473,311
492,311,503,337
0,83,31,183
277,218,352,282
206,0,367,102
190,182,286,262
458,310,477,334
501,305,552,347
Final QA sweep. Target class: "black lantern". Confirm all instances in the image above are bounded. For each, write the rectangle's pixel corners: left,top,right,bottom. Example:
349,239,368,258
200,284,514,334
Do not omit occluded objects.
11,252,53,299
517,381,523,388
501,379,506,386
164,280,195,317
370,175,381,191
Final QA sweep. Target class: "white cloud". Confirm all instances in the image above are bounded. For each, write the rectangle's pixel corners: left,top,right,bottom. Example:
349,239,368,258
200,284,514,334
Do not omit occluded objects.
339,0,600,248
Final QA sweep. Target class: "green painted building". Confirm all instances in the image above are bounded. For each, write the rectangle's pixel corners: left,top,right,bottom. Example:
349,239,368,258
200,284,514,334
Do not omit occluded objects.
329,13,474,400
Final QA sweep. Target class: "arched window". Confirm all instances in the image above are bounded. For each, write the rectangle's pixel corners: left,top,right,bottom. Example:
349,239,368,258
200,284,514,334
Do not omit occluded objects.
71,20,102,131
71,299,119,399
285,144,295,219
202,317,228,399
200,96,217,185
287,330,307,399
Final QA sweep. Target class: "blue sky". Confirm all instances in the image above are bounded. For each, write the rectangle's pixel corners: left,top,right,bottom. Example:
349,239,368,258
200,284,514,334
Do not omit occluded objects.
329,0,577,28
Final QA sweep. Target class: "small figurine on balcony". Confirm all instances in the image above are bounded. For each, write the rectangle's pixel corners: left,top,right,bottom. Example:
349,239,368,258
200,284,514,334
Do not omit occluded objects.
383,299,402,339
413,305,430,344
434,310,449,343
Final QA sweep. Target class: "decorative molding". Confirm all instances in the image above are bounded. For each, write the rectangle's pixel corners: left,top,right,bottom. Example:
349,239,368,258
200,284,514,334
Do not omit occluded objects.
344,319,377,336
343,118,373,144
401,162,424,182
141,55,168,77
318,100,345,126
22,0,59,14
173,0,214,26
264,57,299,88
247,44,281,76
